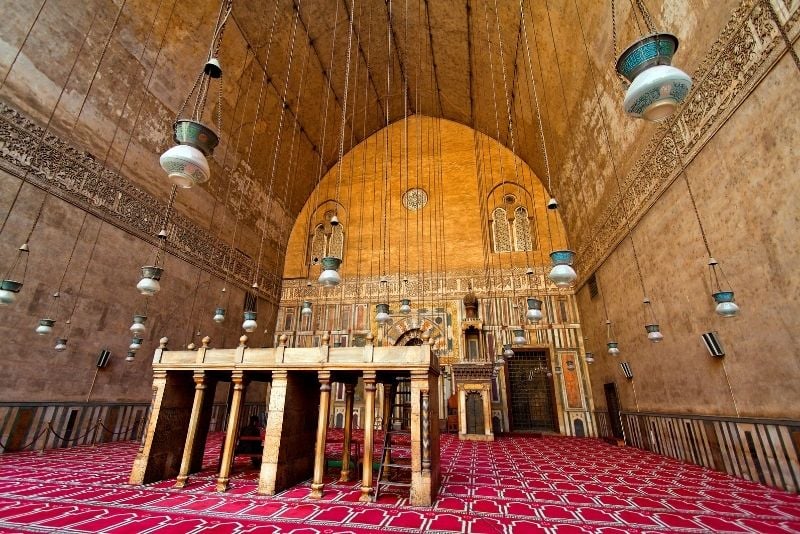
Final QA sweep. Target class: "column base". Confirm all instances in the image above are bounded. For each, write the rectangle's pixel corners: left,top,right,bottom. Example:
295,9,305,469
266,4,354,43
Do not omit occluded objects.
174,475,189,489
359,487,373,502
338,470,350,483
215,477,229,492
309,483,325,499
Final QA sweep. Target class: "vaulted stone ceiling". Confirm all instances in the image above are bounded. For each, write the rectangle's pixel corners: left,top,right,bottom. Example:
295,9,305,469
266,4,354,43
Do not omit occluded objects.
0,0,738,275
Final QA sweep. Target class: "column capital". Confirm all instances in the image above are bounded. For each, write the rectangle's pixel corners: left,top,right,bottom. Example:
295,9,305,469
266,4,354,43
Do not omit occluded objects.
318,370,332,384
271,369,288,380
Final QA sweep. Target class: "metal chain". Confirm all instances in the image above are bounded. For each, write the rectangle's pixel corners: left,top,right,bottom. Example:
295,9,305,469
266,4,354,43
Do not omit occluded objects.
0,0,48,90
254,2,301,285
763,0,800,72
635,0,657,33
675,149,713,257
334,0,358,214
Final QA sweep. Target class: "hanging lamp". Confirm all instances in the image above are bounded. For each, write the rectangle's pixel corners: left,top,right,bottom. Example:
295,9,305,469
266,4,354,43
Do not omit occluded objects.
611,0,691,121
126,351,136,362
503,344,515,359
642,298,664,342
512,328,527,346
158,2,232,187
606,320,620,355
242,311,258,332
399,298,412,314
300,300,313,317
526,297,543,323
129,337,143,351
213,306,226,323
585,352,595,364
318,257,342,287
0,243,29,306
375,303,390,325
54,338,68,352
709,258,739,317
129,314,147,335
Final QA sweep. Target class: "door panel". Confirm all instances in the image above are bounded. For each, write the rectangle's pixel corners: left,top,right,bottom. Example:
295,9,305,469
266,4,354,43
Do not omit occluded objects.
507,351,557,432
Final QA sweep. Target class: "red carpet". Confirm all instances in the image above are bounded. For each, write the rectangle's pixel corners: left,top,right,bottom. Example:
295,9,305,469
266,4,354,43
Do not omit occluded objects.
0,432,799,533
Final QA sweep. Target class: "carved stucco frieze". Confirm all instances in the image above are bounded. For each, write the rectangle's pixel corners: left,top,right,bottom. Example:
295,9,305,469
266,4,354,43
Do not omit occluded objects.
574,0,799,283
280,266,569,303
0,101,282,302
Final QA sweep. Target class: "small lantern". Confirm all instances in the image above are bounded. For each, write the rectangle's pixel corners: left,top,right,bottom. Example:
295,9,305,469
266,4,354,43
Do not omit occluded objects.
607,341,620,356
35,318,55,336
126,351,135,362
318,257,342,287
242,311,258,332
585,352,595,364
136,266,163,296
375,303,390,324
512,328,526,346
616,33,692,121
526,297,543,323
566,360,575,371
399,298,411,314
548,250,577,288
503,344,514,359
213,307,226,323
129,314,147,335
0,243,29,306
159,120,219,188
645,323,664,343
0,279,23,306
708,258,739,317
54,338,68,352
129,337,143,351
300,301,313,317
554,366,563,375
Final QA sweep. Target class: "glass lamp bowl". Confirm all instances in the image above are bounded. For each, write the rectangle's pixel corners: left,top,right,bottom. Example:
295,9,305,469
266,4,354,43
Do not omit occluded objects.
512,328,526,345
526,297,543,323
0,279,23,305
375,303,390,324
136,266,163,296
607,341,620,355
616,33,692,121
130,314,147,335
645,323,664,342
399,298,412,314
318,257,342,287
585,352,595,364
712,291,740,318
502,344,514,358
300,301,313,316
35,318,55,335
213,307,226,323
126,351,135,362
54,338,68,352
129,337,143,350
242,311,258,332
159,144,210,188
548,250,577,288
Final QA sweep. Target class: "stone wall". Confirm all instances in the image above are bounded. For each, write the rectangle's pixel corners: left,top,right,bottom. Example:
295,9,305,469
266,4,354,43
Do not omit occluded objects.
578,3,800,420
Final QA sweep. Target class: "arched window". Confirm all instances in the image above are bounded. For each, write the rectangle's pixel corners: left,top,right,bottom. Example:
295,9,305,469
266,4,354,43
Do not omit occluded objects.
513,206,533,251
310,224,326,265
491,207,511,253
308,219,345,265
329,224,344,259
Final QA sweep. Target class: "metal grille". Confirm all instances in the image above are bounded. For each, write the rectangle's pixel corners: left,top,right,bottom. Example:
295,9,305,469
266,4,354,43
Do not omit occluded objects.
507,351,557,432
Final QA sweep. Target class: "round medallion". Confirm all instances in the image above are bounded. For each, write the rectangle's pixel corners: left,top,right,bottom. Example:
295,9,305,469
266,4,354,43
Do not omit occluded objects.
402,188,428,211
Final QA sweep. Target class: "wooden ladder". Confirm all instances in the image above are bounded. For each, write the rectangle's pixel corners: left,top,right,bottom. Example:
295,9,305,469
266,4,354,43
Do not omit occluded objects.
373,377,412,502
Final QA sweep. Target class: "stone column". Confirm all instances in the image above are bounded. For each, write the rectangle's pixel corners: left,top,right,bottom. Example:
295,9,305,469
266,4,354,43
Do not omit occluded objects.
310,371,332,499
421,389,431,472
483,386,494,439
216,371,245,492
359,371,377,502
175,371,207,488
339,383,355,482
